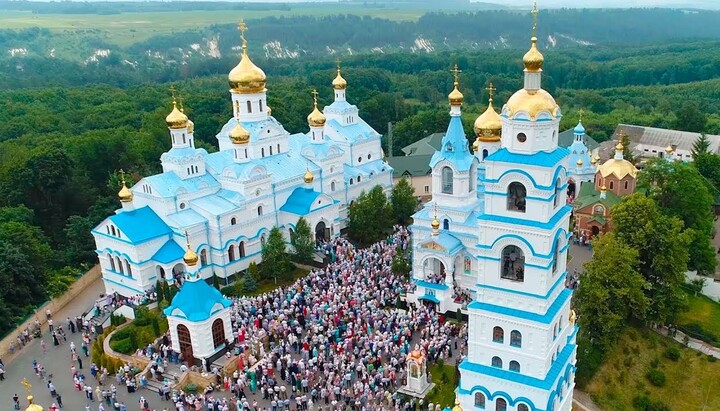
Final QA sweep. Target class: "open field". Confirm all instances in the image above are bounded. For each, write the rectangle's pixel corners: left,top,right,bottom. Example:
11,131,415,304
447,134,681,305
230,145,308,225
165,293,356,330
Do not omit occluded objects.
677,287,720,347
585,327,720,410
0,7,425,47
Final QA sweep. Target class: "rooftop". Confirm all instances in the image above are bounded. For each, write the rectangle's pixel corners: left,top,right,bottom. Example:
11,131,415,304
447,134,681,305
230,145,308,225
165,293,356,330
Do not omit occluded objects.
613,124,720,154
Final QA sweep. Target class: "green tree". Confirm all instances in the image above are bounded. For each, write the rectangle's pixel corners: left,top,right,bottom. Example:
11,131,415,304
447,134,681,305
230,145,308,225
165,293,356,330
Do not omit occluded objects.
391,244,412,277
638,159,716,275
262,227,292,282
612,194,691,324
619,133,635,164
291,217,315,264
242,272,258,294
247,261,260,282
391,177,417,225
347,185,393,245
212,272,220,290
691,134,711,159
693,152,720,195
576,233,649,351
673,101,707,133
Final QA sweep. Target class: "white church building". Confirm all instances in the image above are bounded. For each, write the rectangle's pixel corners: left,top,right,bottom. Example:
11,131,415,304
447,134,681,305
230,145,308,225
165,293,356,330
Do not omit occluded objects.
91,24,392,297
407,5,577,411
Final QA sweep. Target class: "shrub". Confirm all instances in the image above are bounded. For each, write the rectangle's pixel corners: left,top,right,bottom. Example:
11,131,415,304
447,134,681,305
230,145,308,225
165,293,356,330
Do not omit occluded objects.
645,369,666,387
220,284,237,297
110,338,134,354
664,346,680,361
708,355,718,362
623,357,633,368
649,358,660,368
633,395,651,410
184,383,199,394
647,401,671,411
243,273,258,293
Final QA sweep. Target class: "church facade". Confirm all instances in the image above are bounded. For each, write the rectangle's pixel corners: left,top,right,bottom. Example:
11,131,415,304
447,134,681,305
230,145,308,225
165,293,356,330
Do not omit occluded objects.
407,6,576,411
91,25,392,297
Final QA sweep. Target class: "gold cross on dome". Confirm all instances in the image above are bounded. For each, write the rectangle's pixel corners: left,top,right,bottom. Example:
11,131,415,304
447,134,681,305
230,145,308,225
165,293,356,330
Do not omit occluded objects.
579,108,584,122
450,64,462,84
21,378,32,395
169,84,177,103
119,168,126,185
311,88,319,106
486,82,496,102
531,1,539,38
336,58,341,71
238,20,248,48
433,203,438,219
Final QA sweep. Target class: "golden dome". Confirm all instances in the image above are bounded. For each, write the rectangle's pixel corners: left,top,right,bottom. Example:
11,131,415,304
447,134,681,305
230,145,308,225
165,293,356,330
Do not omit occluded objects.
25,396,43,411
267,106,272,116
332,69,347,90
304,168,314,184
187,119,195,134
665,145,673,154
307,91,326,127
523,37,544,72
597,158,638,180
591,156,598,165
431,218,440,231
448,83,463,106
228,24,266,93
576,158,583,166
615,141,624,151
601,185,607,191
165,101,189,129
504,88,559,120
472,138,480,152
183,234,199,267
473,99,502,141
409,349,424,360
451,399,463,411
229,120,250,145
118,180,133,203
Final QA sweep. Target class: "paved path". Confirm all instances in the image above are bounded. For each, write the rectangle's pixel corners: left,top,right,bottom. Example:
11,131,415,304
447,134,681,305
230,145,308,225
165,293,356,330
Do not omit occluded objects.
655,326,720,359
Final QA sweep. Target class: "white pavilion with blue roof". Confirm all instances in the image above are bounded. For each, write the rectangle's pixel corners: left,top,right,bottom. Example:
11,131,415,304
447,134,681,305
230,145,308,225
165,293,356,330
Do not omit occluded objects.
408,4,577,410
91,24,392,297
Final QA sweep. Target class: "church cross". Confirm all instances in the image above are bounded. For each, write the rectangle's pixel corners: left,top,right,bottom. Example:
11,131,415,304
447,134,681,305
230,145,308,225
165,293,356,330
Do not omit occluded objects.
531,1,539,38
21,378,32,395
433,203,438,220
119,169,126,186
169,84,177,104
486,82,496,103
579,108,584,122
238,20,248,48
336,58,341,72
450,64,462,84
311,88,319,107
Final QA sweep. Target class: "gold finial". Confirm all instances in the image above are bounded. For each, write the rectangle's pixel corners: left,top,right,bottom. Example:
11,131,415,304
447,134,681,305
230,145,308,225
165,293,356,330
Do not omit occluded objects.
21,378,32,395
183,230,199,266
450,63,462,86
448,64,464,106
118,169,132,202
336,58,341,72
486,82,496,104
531,1,539,39
238,20,248,50
307,88,327,127
169,84,177,104
311,88,319,108
579,108,584,122
304,167,314,184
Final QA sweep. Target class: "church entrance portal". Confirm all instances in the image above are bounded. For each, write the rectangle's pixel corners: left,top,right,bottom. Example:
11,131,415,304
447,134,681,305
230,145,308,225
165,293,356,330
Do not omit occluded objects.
423,257,446,285
177,324,193,363
591,226,600,236
315,221,330,244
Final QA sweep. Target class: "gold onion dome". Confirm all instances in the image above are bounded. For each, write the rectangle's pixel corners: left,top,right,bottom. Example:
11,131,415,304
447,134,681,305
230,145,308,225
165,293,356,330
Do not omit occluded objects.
472,138,480,152
228,24,267,93
591,156,598,165
452,399,463,411
576,158,583,166
474,100,502,141
597,157,638,180
665,145,673,154
165,101,189,129
25,396,43,411
118,179,133,203
187,118,195,134
615,141,624,151
448,82,464,106
307,97,326,127
229,120,250,145
332,69,347,90
523,37,544,72
601,185,607,191
431,218,440,230
183,235,199,267
504,88,559,120
304,168,314,184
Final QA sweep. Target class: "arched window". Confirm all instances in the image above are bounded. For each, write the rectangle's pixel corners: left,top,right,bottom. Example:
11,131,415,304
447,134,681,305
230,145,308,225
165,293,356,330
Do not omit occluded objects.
261,234,267,245
117,257,124,274
200,249,208,267
211,318,225,349
261,147,265,157
443,219,449,230
125,259,132,276
482,149,489,160
509,361,520,372
231,217,237,225
350,178,354,185
331,181,336,191
270,146,273,155
501,245,525,281
289,228,295,242
492,326,504,343
624,180,629,190
554,178,561,208
609,181,614,190
358,176,362,183
246,100,252,113
228,245,236,262
441,167,454,194
108,254,115,271
507,182,527,212
491,356,502,368
510,330,522,347
239,241,246,258
593,205,604,215
259,99,264,112
495,398,507,411
552,237,560,274
518,404,529,411
257,206,263,216
111,226,116,236
474,392,486,408
277,143,280,153
177,324,192,360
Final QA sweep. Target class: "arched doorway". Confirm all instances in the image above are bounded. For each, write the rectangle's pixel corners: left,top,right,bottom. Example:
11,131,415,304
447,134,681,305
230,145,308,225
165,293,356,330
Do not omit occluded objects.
315,221,328,244
591,226,600,236
423,257,446,284
177,324,193,363
157,266,166,280
567,179,576,199
211,318,225,349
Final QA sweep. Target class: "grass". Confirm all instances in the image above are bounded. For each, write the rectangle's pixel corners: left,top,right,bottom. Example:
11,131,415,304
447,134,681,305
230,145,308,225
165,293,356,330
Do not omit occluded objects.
0,7,425,47
109,307,169,354
221,267,310,298
585,327,720,411
677,288,720,345
425,363,459,408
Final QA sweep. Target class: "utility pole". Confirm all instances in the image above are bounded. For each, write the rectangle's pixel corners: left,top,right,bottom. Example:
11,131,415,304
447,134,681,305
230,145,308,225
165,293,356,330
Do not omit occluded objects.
387,122,393,157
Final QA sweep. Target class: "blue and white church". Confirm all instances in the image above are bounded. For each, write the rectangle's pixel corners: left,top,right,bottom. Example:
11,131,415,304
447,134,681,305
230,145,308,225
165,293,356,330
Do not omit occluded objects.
407,6,577,411
91,24,392,297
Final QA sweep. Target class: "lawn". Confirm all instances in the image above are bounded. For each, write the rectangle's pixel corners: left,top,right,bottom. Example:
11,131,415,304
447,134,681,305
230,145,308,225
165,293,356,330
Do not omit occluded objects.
425,363,459,409
585,327,720,411
222,267,310,298
677,287,720,347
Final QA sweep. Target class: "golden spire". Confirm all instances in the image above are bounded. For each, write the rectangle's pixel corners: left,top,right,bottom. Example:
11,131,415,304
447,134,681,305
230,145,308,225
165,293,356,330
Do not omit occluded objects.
332,59,347,90
165,85,189,129
615,141,624,151
431,203,440,233
21,378,43,411
304,167,314,184
601,184,607,192
307,88,327,127
183,231,199,267
228,20,267,93
473,81,502,141
523,1,544,72
229,118,251,145
118,169,133,203
448,63,464,106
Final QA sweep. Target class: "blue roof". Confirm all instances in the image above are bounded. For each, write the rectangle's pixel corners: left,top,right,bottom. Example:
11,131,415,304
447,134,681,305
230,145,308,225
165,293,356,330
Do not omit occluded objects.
160,147,207,162
164,277,232,321
290,133,345,160
414,280,450,291
191,195,237,216
280,187,322,215
326,118,378,144
108,206,172,244
152,240,185,264
142,172,220,198
486,147,569,168
418,294,440,304
218,116,287,144
573,120,585,135
324,100,356,114
429,115,475,172
468,288,572,324
166,209,207,228
205,150,316,185
436,231,464,253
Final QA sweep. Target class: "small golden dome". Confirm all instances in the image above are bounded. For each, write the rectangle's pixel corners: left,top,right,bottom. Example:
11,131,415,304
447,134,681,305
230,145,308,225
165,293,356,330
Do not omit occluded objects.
523,37,544,72
307,104,326,128
229,120,250,145
118,180,133,203
304,168,314,184
25,396,44,411
601,185,607,191
431,218,440,230
473,99,502,141
165,101,189,129
504,88,559,120
597,158,638,180
576,158,583,166
187,118,195,134
472,138,480,152
665,145,673,154
591,156,598,165
615,142,624,151
451,399,463,411
267,106,272,116
183,234,199,267
228,24,266,93
409,350,424,360
448,83,464,106
332,69,347,90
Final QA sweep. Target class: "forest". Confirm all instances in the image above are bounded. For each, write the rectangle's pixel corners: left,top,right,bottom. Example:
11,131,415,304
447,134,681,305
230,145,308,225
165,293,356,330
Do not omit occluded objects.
1,9,720,338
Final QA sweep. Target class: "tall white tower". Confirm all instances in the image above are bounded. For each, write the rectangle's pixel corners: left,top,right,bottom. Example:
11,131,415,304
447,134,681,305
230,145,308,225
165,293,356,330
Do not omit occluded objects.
457,3,577,411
